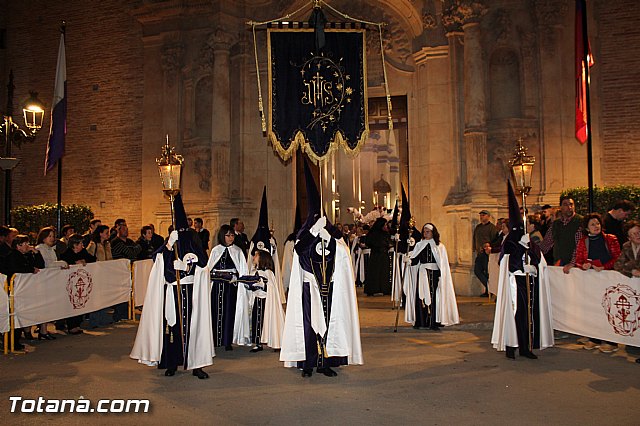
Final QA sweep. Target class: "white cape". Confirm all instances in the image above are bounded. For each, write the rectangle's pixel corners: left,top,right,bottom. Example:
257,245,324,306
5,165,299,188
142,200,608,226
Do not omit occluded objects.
208,244,251,346
249,269,285,348
491,254,554,351
248,239,286,303
405,240,460,326
130,253,215,370
280,239,363,366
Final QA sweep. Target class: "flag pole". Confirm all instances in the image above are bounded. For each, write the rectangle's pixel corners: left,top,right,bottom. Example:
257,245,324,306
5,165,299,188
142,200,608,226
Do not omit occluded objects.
56,21,66,232
580,0,594,213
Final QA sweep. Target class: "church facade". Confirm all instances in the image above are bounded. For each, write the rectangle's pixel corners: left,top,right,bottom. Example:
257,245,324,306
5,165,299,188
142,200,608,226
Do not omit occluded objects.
2,0,639,294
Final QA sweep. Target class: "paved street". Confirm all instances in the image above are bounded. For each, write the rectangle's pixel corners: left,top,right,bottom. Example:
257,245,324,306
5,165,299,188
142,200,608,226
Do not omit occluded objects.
1,291,638,425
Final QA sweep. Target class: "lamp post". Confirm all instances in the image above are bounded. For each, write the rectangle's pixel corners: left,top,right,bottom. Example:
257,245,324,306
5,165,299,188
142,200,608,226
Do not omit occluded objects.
508,137,535,221
508,137,536,352
155,135,185,354
0,70,46,225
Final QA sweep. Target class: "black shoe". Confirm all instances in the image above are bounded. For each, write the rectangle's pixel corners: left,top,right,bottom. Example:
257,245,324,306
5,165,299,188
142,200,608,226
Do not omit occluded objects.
636,358,640,364
14,342,25,351
520,351,538,359
250,346,263,353
506,347,516,359
164,369,176,377
317,367,338,377
429,326,441,331
69,328,83,335
301,369,313,377
480,292,489,297
192,368,209,379
225,345,233,351
413,325,420,329
38,334,56,341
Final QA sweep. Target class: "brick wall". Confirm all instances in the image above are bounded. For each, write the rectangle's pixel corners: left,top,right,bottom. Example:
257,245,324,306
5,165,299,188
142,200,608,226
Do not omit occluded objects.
595,0,640,185
2,0,144,231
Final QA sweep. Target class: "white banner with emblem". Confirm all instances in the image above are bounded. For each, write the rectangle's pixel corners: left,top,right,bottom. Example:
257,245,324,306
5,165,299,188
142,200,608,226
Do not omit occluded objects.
546,266,640,346
0,274,8,333
132,259,153,306
13,259,132,328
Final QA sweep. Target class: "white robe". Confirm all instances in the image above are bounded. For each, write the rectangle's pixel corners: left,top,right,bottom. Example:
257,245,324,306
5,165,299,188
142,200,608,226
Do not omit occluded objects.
391,251,410,305
405,240,460,326
208,244,251,346
248,239,286,304
130,253,215,370
491,254,554,351
280,239,363,366
249,269,285,348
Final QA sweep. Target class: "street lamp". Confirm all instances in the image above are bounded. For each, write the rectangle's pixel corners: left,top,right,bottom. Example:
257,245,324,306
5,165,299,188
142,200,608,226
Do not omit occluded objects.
155,135,185,352
509,137,535,218
0,70,46,225
508,137,535,353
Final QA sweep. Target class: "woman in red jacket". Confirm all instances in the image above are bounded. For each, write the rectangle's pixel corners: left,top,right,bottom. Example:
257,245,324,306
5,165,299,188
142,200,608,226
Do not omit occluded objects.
574,213,621,271
573,213,621,353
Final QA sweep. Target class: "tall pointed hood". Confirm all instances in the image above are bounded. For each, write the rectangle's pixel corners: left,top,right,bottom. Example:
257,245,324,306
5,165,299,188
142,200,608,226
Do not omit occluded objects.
507,180,524,237
171,193,207,267
399,184,411,228
389,198,399,235
251,186,272,254
298,157,322,236
286,204,302,242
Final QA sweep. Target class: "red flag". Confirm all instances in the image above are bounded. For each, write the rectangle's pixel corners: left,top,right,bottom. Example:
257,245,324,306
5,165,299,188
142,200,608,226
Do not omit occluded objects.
575,0,594,144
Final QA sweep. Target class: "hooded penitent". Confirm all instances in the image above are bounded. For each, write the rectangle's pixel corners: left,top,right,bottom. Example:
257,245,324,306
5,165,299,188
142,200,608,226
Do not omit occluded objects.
250,187,272,255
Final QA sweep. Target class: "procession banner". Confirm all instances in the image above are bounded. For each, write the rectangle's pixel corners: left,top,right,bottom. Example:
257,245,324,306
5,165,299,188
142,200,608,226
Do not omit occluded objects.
268,28,368,161
13,259,131,328
0,274,8,333
546,266,640,346
132,259,153,306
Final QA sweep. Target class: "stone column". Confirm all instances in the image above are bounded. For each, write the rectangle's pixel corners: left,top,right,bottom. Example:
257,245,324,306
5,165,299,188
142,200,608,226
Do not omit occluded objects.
461,4,489,198
209,29,236,201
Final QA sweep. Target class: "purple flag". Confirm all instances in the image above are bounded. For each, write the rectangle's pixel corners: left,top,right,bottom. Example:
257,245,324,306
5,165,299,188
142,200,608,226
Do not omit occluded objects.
44,32,66,175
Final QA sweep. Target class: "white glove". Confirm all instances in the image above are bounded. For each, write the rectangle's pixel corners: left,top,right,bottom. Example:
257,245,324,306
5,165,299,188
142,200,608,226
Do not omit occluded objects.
519,233,530,248
523,264,537,276
173,259,187,271
403,255,412,264
167,230,179,248
310,216,332,242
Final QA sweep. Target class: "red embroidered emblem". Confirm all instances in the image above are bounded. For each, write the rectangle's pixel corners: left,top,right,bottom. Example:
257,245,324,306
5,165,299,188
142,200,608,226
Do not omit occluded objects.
66,269,93,309
602,284,640,336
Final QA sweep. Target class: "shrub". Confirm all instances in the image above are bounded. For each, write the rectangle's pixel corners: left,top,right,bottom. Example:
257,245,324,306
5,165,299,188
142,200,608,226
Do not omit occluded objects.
11,203,94,237
560,185,640,221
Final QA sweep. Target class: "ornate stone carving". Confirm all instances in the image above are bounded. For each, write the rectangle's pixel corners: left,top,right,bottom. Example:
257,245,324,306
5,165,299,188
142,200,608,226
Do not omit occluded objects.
194,156,212,192
534,0,569,50
422,12,438,30
161,42,185,84
208,29,237,51
534,0,569,27
442,0,488,32
494,8,513,45
198,40,214,73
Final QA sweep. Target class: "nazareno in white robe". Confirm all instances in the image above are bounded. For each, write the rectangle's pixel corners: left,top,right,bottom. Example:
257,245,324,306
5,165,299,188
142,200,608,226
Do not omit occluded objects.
248,269,285,348
207,244,251,346
491,254,554,351
280,238,363,367
130,253,215,370
405,239,460,326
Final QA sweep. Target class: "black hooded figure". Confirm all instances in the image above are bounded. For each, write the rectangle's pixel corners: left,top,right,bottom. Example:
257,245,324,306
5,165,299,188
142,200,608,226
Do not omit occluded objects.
500,181,542,360
130,193,212,379
364,217,392,296
280,157,363,377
